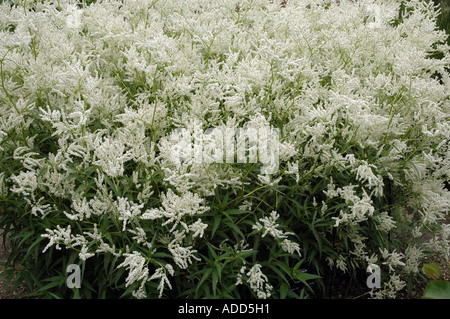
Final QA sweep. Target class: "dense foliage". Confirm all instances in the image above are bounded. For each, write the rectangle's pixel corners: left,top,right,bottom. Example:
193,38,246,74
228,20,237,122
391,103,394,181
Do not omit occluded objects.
0,0,449,299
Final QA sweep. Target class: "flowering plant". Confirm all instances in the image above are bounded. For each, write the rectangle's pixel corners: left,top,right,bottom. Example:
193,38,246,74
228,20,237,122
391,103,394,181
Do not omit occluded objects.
0,0,449,299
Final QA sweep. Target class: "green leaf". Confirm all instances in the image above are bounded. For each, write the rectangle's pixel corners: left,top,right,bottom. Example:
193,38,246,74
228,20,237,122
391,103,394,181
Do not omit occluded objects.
293,271,321,290
292,259,305,274
207,242,218,260
222,192,230,206
422,281,450,299
273,259,293,277
37,166,49,178
112,266,126,287
151,252,172,259
212,270,219,297
195,268,213,298
236,249,255,259
223,209,248,215
422,263,441,280
280,282,289,299
210,214,222,239
268,264,289,285
294,272,321,282
120,281,139,298
36,276,66,292
47,292,63,299
215,260,223,282
224,219,245,239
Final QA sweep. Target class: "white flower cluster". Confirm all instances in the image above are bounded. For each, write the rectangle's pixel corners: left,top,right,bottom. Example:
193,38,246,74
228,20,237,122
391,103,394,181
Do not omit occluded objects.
326,182,376,227
117,251,149,298
237,264,273,299
150,264,175,298
253,211,301,256
41,225,95,261
142,189,209,232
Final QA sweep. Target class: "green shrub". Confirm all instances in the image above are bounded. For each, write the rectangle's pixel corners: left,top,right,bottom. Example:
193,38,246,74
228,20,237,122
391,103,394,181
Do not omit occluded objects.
0,0,449,299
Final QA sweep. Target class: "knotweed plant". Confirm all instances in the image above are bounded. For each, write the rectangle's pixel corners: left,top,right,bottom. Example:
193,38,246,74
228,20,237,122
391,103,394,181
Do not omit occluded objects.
0,0,449,299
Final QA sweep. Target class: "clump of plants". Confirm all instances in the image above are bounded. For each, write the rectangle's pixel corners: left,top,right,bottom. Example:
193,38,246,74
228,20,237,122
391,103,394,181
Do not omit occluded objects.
0,0,449,299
